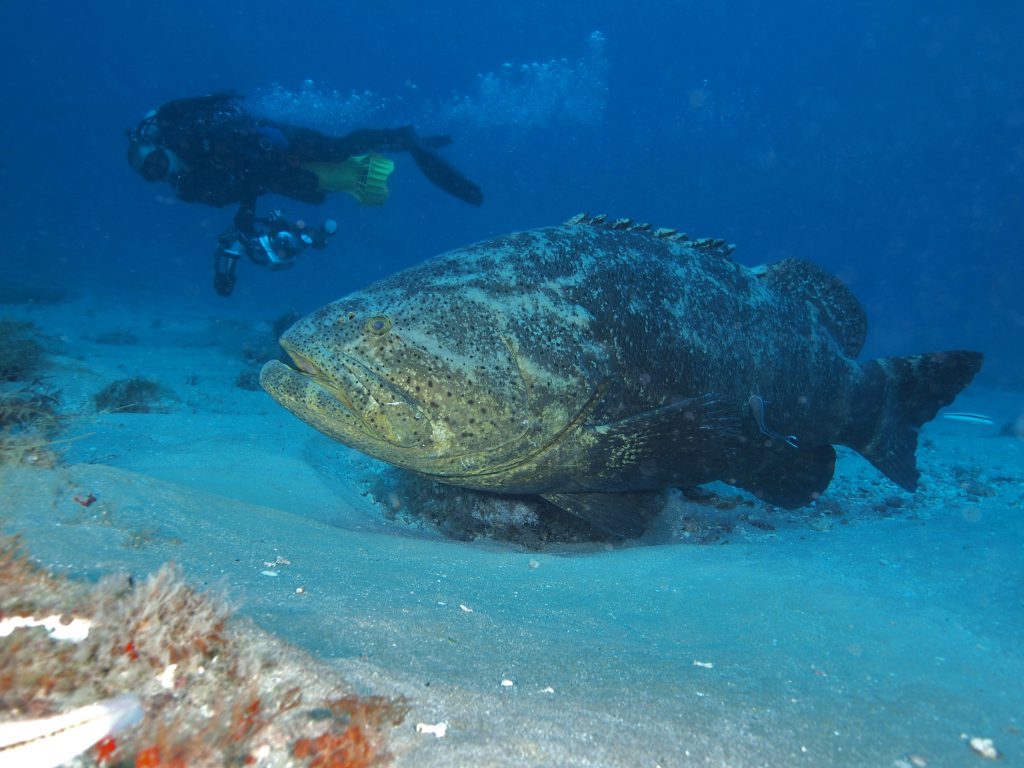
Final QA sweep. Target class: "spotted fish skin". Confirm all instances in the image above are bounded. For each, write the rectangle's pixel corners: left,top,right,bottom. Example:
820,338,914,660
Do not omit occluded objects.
261,215,982,529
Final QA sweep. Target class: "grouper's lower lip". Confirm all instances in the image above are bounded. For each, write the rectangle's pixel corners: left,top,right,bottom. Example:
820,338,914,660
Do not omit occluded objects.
282,350,361,416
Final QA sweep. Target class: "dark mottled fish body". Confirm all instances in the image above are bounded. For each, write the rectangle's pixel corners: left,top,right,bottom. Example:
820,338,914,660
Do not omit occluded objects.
261,216,982,534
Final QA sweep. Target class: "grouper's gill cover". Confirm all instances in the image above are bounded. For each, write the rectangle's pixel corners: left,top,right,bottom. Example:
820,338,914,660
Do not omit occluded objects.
261,214,983,537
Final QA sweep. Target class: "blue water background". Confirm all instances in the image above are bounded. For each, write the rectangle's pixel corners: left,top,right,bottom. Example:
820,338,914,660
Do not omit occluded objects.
2,1,1022,383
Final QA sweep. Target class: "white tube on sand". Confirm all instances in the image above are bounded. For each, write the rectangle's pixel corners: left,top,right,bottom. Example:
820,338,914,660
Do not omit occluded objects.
0,693,144,768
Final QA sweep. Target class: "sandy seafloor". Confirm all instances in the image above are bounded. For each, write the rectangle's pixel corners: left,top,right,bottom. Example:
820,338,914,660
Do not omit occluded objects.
1,292,1022,768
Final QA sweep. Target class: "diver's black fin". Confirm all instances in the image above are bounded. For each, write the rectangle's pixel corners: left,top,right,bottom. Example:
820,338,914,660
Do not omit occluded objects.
584,394,744,486
735,445,837,508
419,133,453,149
762,259,867,356
408,143,484,206
850,351,983,490
541,491,664,538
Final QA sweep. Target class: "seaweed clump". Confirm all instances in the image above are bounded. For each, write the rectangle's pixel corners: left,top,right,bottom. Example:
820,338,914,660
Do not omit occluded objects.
0,385,63,467
92,377,165,413
235,370,262,391
0,534,407,766
0,320,63,465
0,319,46,382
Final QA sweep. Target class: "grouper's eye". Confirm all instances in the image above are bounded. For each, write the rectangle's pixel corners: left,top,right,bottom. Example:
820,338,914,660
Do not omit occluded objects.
366,315,392,335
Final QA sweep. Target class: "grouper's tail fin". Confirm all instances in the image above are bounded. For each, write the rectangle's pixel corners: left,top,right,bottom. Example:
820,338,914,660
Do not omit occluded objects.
850,351,983,490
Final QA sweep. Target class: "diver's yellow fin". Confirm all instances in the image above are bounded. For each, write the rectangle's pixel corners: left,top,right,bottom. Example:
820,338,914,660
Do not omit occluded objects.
301,154,394,206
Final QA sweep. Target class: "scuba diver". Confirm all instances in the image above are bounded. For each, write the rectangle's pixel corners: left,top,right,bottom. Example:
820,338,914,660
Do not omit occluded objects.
126,92,483,296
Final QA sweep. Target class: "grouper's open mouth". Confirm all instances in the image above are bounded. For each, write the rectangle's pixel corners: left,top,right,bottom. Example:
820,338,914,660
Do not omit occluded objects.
260,345,430,450
284,349,360,417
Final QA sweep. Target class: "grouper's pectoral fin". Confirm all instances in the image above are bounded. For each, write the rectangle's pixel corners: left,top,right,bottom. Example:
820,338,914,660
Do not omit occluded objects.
735,444,837,508
541,491,665,538
586,393,744,485
539,394,745,538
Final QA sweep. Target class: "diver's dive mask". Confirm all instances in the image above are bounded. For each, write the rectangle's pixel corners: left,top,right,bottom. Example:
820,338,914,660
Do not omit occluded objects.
127,110,183,182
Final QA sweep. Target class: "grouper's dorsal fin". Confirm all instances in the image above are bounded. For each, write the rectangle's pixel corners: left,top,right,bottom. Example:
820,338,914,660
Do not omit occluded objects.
563,212,736,259
761,258,868,357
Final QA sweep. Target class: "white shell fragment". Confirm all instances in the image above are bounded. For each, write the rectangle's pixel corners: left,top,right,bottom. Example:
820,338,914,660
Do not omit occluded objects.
416,721,448,738
967,736,1001,759
157,663,178,690
0,614,92,643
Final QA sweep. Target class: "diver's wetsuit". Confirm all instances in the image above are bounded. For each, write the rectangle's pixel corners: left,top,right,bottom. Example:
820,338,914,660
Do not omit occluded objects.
144,92,483,212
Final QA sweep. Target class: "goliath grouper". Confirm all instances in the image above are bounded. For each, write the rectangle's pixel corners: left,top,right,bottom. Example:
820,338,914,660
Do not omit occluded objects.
261,214,982,536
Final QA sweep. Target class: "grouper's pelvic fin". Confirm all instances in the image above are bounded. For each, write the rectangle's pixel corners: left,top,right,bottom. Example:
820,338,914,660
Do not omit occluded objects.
541,491,666,539
540,394,744,536
850,350,984,491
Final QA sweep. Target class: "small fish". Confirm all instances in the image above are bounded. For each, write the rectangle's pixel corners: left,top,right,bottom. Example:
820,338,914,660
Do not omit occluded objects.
0,694,143,768
941,412,995,426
